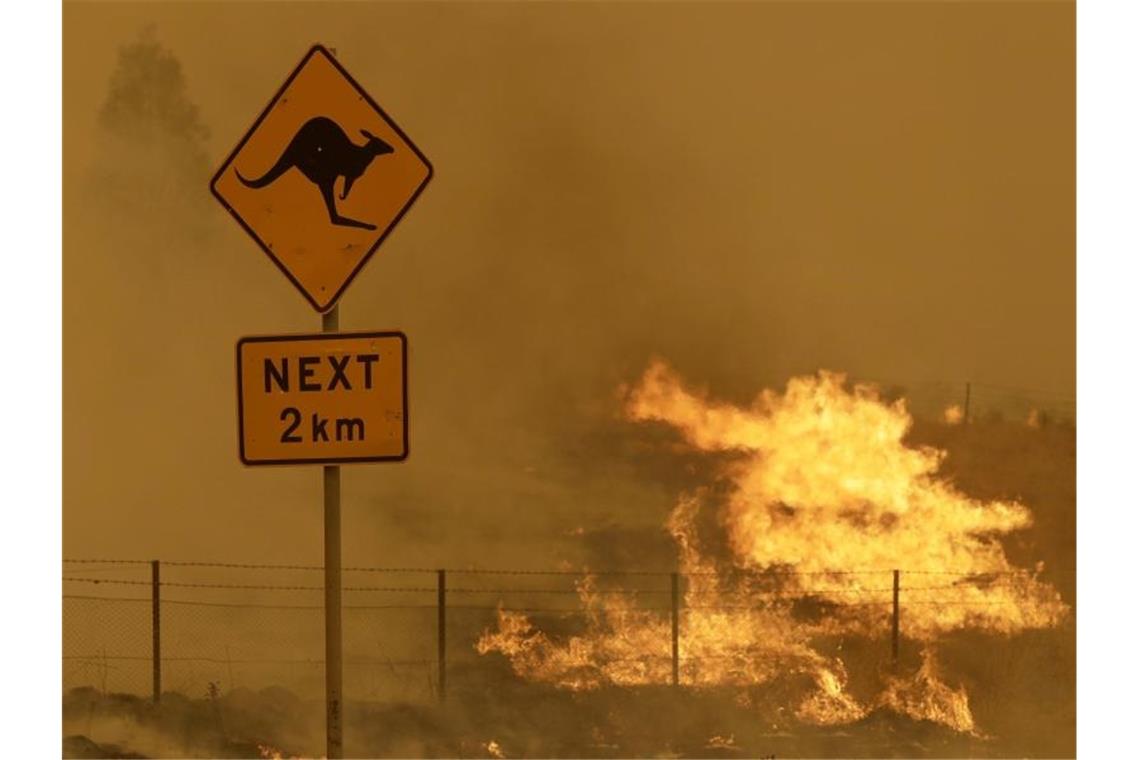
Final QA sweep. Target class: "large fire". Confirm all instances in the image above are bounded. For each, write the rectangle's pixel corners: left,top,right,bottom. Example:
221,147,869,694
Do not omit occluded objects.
477,361,1068,733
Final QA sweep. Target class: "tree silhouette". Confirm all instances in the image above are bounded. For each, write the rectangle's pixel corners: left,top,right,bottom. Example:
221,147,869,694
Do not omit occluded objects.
90,27,211,217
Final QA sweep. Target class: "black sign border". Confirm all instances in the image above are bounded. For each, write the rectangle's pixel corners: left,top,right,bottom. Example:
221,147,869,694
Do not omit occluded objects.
236,331,409,466
210,44,434,313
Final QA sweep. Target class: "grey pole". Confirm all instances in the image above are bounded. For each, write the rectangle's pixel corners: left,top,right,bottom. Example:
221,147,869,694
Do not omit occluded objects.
891,569,900,668
671,572,680,686
151,560,161,704
323,306,343,759
438,569,447,702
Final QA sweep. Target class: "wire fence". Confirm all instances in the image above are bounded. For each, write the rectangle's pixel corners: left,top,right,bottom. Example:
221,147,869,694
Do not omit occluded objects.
62,559,1073,703
852,378,1075,425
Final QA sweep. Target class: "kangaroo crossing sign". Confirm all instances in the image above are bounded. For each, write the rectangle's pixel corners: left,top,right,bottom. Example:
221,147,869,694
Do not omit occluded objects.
217,47,424,759
237,332,407,465
211,45,432,313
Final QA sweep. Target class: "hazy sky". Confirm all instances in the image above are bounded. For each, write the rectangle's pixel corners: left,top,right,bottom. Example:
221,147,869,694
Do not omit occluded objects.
63,1,1074,567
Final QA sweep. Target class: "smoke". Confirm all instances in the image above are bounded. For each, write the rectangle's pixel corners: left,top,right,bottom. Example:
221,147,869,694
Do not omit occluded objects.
91,25,210,214
64,1,1073,565
63,685,324,758
62,3,1074,756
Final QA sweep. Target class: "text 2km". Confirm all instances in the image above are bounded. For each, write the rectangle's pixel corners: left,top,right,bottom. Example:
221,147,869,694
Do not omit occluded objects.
279,407,365,444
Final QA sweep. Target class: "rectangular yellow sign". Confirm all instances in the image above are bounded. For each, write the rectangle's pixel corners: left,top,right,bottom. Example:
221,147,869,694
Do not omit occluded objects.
236,332,407,465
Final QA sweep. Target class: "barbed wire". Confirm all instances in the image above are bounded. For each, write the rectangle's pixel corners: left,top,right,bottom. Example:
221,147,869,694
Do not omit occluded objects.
63,578,440,592
903,569,1075,575
64,655,436,666
65,594,150,604
852,375,1075,398
63,554,1072,699
62,593,1029,611
901,600,1024,606
968,382,1076,401
65,577,1017,596
63,559,1071,578
63,595,433,611
63,559,152,566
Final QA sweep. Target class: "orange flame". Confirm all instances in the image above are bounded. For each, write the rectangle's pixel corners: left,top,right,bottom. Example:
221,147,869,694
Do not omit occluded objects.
878,647,976,734
255,742,319,759
477,361,1068,732
943,404,964,425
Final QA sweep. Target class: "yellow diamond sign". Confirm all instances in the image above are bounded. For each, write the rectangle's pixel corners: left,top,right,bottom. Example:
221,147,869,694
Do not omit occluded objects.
211,45,432,312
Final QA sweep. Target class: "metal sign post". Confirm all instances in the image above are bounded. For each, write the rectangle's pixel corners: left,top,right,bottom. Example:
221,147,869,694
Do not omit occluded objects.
323,306,343,759
212,44,431,759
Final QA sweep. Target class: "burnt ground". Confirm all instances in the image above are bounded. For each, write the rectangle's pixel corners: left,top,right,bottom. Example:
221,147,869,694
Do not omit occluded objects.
63,629,1074,760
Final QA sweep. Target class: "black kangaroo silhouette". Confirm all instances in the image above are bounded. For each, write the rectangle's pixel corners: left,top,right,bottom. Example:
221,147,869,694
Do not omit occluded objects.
236,116,394,230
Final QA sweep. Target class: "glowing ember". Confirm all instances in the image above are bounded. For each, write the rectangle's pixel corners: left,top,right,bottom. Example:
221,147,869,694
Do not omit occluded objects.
943,404,964,425
255,742,317,759
477,361,1069,733
483,739,506,758
706,734,738,750
257,744,284,760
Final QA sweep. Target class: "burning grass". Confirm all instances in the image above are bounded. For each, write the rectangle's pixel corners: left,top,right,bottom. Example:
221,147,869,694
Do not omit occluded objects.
477,361,1070,736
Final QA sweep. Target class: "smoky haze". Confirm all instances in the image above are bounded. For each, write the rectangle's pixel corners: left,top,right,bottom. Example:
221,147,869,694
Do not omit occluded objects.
63,1,1074,573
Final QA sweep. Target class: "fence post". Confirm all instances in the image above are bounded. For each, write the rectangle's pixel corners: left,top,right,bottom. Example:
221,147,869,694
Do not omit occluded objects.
891,569,900,668
437,569,446,703
671,572,680,686
151,560,161,704
963,382,971,425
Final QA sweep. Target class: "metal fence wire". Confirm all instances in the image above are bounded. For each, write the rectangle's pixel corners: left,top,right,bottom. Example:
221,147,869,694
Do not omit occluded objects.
64,561,448,702
62,559,1070,704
